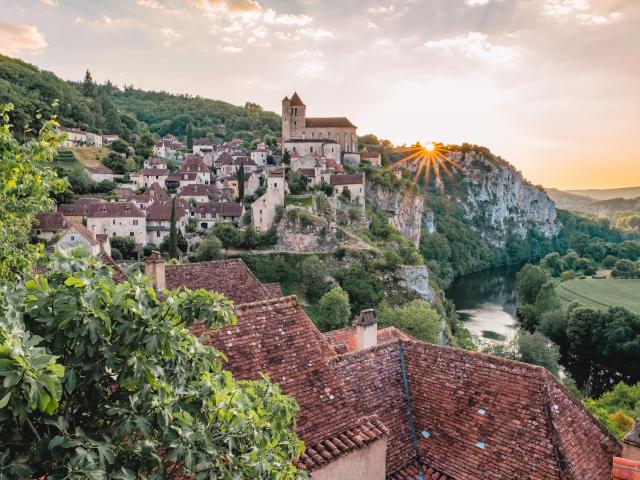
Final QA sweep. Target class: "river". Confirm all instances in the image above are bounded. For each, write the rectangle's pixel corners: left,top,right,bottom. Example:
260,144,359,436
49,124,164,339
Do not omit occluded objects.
445,266,520,343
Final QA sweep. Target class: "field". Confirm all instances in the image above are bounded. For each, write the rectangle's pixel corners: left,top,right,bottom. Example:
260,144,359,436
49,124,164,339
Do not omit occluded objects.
68,147,111,168
557,278,640,314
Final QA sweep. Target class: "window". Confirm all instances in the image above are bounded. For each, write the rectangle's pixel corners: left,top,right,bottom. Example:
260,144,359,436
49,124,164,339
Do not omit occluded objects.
274,182,278,187
133,220,138,225
70,235,75,241
112,219,116,225
310,146,314,153
130,232,134,236
156,231,160,238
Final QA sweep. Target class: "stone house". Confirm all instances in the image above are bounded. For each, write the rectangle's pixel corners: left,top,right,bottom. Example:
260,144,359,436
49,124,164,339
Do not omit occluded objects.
177,184,232,204
33,212,70,242
58,127,87,147
284,139,341,162
143,256,623,480
361,150,382,168
86,132,103,148
143,157,167,169
132,168,170,188
282,92,357,154
86,165,114,183
244,171,262,196
57,198,103,226
251,169,285,232
189,202,243,229
164,171,206,194
102,134,120,145
250,148,269,166
86,202,146,246
193,138,213,155
180,155,211,184
145,198,188,245
330,174,366,207
54,223,105,257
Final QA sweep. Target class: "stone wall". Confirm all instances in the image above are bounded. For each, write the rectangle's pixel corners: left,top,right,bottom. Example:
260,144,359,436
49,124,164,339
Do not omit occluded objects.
396,266,434,304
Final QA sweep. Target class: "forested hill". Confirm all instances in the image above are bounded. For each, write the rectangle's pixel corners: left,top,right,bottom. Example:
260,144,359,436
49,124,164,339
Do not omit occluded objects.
0,54,280,144
108,89,280,145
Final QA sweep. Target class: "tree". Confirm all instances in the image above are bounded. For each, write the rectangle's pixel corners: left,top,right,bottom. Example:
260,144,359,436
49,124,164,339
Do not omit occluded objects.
300,256,330,302
377,300,441,343
516,331,561,377
236,162,245,200
0,251,305,478
534,281,561,319
515,264,550,305
612,259,639,278
242,227,258,250
110,236,136,259
212,222,242,252
82,69,96,97
584,381,640,439
168,198,179,259
102,152,127,174
282,149,291,167
0,104,66,282
109,139,129,155
286,170,307,195
195,234,222,261
317,286,351,332
541,252,565,277
186,122,193,150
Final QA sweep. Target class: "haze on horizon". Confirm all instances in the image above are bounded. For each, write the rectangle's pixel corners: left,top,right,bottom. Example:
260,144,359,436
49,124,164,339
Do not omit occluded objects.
1,0,638,190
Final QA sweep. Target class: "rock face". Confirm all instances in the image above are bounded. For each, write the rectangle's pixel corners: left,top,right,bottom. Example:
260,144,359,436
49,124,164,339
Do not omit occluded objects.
396,266,434,304
456,152,560,246
366,183,424,246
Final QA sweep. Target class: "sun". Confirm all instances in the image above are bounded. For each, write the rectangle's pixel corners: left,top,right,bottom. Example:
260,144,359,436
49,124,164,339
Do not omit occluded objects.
425,142,435,152
388,141,462,189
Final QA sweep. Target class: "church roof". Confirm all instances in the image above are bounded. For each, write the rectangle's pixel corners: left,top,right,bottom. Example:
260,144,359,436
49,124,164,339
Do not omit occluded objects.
305,117,357,128
289,92,305,106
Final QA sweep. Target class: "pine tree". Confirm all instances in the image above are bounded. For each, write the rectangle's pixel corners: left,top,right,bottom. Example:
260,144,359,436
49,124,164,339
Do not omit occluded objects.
282,149,291,167
186,123,193,150
82,69,96,97
169,198,179,259
236,162,245,200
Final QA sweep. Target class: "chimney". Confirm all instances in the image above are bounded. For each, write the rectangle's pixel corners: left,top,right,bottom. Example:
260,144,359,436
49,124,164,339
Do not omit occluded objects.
354,309,377,350
623,419,640,462
145,251,165,290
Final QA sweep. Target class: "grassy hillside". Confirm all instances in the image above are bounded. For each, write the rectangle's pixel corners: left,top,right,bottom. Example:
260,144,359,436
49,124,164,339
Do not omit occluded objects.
69,147,112,168
557,278,640,314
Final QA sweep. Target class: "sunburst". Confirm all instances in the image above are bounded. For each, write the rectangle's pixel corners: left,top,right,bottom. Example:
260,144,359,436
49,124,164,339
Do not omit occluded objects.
389,141,462,188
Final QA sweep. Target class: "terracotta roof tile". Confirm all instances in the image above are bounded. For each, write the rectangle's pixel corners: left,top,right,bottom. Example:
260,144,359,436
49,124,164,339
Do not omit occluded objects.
263,283,284,298
330,174,364,185
36,212,69,230
165,259,269,304
305,117,356,128
289,92,305,106
86,202,145,218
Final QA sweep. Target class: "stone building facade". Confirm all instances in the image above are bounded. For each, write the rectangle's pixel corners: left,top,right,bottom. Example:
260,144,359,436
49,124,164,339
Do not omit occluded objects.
282,92,357,154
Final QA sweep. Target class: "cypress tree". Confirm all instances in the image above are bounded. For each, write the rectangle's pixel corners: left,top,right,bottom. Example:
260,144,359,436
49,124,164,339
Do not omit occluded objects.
236,162,245,200
169,198,179,259
82,69,96,97
186,123,193,150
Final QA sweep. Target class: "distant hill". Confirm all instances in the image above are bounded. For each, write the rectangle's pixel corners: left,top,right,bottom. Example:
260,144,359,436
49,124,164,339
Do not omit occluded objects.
566,186,640,200
547,188,595,210
0,54,280,146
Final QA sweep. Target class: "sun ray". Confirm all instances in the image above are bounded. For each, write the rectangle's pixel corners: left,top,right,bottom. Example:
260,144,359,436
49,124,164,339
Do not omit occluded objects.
387,141,462,189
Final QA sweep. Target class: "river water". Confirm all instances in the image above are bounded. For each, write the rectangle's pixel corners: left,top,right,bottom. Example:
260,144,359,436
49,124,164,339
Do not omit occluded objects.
445,266,520,343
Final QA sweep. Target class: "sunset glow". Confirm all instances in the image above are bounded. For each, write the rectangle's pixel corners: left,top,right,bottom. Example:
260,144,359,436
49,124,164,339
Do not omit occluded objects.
391,142,462,187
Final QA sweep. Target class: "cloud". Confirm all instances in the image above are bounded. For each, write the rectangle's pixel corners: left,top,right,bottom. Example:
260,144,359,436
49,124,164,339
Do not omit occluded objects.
137,0,183,14
0,23,47,57
368,21,379,28
74,15,128,27
262,9,312,26
465,0,490,5
191,0,262,15
297,62,325,78
218,45,243,53
576,11,622,25
367,4,395,15
297,27,333,40
423,32,518,67
161,27,182,45
376,38,395,47
543,0,589,18
41,0,58,5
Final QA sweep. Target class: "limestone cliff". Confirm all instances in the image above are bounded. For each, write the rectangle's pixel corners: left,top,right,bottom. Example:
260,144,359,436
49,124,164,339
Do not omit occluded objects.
454,151,559,246
366,183,424,246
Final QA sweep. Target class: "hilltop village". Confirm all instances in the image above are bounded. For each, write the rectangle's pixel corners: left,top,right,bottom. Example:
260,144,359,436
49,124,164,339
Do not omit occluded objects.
23,91,640,480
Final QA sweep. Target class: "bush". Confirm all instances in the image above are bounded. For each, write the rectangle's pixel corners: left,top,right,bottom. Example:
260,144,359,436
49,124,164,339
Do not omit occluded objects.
317,286,351,332
110,247,123,260
195,235,222,261
377,300,441,343
110,236,136,260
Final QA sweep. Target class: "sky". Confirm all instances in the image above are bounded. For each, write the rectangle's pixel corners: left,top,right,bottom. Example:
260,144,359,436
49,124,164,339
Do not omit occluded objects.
0,0,639,189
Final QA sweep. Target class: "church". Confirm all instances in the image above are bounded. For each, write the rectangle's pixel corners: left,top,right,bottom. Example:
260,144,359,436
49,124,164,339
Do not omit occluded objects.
282,92,358,155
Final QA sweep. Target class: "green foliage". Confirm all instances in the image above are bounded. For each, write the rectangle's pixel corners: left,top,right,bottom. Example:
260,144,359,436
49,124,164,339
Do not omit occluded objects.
300,256,330,302
168,198,179,259
377,300,441,343
212,222,243,251
286,170,308,195
0,251,305,478
612,259,639,278
516,264,551,305
517,331,561,377
110,87,280,146
109,236,135,260
236,162,245,200
333,260,382,314
584,381,640,438
195,234,222,261
317,286,351,332
0,104,66,281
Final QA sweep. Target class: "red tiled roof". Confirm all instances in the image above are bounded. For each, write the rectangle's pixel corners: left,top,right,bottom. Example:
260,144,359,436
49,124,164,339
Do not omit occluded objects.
361,152,381,159
324,325,411,354
299,168,316,178
86,202,145,218
330,174,363,185
178,184,229,200
180,156,209,172
68,223,99,246
296,415,388,471
263,283,283,298
139,168,170,176
36,212,69,230
389,460,453,480
325,158,344,172
165,259,269,304
146,199,188,222
613,457,640,480
191,202,242,218
305,117,356,128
